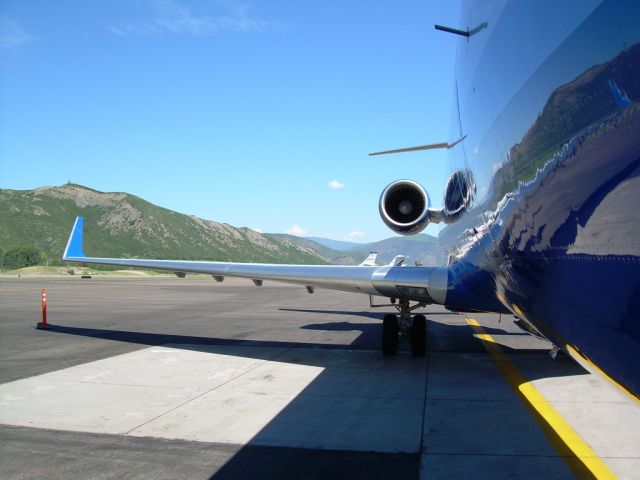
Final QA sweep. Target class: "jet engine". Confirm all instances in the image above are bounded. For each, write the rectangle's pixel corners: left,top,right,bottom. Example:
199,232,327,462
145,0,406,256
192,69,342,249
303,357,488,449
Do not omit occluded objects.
379,180,434,235
379,170,476,235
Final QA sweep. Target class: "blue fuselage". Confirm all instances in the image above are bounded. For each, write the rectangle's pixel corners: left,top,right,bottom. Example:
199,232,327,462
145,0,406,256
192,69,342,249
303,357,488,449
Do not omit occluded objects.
442,0,640,397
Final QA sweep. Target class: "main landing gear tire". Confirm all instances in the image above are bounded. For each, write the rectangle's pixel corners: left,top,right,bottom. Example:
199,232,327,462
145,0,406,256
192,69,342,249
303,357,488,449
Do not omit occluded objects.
382,314,399,355
410,314,426,357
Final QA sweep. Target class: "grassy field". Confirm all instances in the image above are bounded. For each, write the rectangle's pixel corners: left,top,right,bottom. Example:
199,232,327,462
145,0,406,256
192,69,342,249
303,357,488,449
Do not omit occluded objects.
0,266,183,278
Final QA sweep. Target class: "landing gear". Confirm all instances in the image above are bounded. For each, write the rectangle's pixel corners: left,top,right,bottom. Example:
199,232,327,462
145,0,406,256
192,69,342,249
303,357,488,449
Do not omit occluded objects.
382,314,398,355
380,299,428,357
410,314,426,357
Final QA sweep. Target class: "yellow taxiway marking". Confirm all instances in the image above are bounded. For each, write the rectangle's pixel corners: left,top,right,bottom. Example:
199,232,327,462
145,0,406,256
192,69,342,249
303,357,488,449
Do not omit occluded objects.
466,318,616,480
567,345,640,407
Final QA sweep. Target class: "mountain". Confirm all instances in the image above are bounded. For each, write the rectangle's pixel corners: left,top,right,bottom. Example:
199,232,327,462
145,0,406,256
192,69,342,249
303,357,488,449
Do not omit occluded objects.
0,184,330,265
344,236,445,266
0,183,447,268
287,234,446,267
267,234,360,265
306,237,363,252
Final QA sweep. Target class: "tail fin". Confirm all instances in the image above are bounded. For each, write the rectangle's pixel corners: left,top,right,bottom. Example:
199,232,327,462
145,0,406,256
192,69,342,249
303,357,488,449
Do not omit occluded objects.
609,79,632,108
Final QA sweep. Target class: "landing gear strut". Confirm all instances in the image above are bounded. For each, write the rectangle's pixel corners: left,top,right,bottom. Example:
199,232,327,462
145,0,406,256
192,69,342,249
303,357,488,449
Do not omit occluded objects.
381,299,428,357
382,314,398,355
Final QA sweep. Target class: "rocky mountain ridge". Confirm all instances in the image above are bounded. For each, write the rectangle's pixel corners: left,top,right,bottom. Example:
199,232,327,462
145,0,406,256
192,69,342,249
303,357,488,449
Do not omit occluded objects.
0,183,446,267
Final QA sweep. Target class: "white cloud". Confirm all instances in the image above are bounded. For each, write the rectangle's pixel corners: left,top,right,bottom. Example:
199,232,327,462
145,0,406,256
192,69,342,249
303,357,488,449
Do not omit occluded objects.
250,227,263,233
328,180,345,190
492,162,502,174
106,0,285,37
347,231,365,240
286,224,311,237
0,16,33,51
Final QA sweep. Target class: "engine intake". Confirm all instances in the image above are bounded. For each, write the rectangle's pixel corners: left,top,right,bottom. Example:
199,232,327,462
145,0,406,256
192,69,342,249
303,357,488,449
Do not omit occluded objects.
379,180,432,235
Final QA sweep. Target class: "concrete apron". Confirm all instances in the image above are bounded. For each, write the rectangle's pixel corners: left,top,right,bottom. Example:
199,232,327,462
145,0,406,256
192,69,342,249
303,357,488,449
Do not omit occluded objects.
0,344,427,452
2,336,640,479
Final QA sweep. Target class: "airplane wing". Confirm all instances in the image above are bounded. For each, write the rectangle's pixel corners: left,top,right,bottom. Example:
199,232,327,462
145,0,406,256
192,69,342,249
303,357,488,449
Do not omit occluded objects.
62,217,448,304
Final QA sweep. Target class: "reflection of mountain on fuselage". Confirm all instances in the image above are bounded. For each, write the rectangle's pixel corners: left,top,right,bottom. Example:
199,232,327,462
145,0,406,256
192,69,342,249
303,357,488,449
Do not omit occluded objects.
441,42,640,249
498,43,640,201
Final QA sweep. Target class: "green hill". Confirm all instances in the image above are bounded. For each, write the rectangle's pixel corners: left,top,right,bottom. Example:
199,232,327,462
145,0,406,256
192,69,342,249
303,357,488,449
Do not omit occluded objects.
0,184,330,267
266,234,361,265
0,183,447,270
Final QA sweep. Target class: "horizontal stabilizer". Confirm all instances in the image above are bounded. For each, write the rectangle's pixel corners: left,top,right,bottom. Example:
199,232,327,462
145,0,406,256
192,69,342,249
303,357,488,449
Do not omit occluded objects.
369,134,467,156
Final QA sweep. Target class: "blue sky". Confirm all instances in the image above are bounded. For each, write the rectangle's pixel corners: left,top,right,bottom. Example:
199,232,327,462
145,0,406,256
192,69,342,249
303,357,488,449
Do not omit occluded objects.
0,0,461,242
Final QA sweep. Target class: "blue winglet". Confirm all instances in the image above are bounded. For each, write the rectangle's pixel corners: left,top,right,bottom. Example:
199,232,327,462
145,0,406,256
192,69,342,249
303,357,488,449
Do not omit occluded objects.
63,216,86,259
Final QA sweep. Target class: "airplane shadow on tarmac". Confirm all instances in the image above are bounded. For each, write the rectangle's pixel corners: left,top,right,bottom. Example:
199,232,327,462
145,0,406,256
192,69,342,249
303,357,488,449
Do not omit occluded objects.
45,317,539,354
42,315,590,480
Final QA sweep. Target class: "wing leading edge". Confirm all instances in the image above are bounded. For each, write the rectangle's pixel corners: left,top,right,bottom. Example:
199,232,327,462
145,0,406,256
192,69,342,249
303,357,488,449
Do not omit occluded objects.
62,217,448,303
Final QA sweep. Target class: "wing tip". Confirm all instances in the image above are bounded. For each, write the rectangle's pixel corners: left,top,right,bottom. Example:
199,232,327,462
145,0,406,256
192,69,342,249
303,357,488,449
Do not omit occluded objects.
62,216,86,260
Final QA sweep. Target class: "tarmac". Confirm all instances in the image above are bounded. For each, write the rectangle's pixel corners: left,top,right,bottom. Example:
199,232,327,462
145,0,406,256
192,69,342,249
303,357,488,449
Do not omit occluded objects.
1,277,639,479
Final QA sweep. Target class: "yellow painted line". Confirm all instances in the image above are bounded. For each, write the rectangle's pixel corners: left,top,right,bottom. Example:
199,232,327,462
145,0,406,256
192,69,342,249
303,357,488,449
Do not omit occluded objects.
466,318,616,480
567,345,640,407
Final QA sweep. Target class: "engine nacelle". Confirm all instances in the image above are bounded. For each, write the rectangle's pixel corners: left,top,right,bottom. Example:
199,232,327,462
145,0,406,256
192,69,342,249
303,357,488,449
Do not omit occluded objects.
379,180,432,235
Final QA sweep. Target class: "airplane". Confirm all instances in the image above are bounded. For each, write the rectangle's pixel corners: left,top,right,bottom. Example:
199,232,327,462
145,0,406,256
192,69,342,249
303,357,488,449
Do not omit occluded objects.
62,0,640,401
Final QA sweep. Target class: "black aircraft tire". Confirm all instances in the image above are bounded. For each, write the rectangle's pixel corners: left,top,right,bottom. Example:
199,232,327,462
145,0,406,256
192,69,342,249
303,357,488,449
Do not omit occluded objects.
411,314,426,357
382,314,399,355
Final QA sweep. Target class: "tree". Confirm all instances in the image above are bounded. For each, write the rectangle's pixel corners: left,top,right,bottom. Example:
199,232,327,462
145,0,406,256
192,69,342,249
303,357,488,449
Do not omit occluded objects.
3,246,45,270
